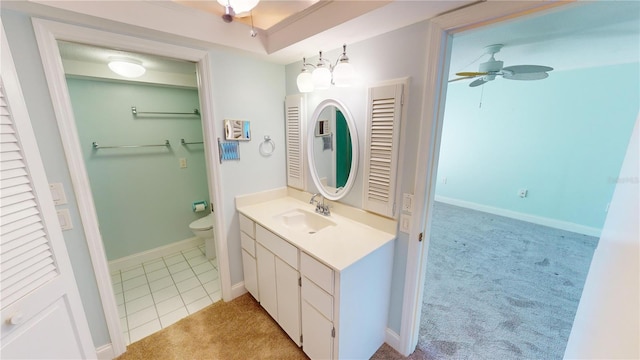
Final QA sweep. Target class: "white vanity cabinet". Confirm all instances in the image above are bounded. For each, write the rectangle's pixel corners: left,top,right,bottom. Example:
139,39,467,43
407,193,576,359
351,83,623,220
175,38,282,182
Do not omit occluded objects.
255,224,302,346
239,214,259,301
237,201,394,360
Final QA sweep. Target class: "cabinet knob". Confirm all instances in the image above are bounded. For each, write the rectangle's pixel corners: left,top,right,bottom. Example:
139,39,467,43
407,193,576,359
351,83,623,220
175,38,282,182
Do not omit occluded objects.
8,312,24,325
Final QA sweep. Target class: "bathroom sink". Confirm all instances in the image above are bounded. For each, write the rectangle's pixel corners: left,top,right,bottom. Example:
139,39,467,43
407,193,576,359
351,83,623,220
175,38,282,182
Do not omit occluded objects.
274,208,336,234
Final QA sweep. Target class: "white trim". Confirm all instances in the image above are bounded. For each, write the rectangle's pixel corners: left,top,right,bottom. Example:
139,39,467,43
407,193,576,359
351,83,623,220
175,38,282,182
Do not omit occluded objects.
385,328,401,351
398,1,575,356
435,196,601,237
231,281,249,299
108,237,205,273
31,19,229,357
95,344,114,360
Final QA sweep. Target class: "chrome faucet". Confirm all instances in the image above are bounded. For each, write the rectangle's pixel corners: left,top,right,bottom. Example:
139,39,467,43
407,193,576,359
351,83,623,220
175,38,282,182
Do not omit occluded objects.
309,193,330,216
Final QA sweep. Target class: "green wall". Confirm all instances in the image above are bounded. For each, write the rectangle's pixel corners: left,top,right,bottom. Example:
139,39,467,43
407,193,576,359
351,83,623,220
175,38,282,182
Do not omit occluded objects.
67,78,210,260
436,63,639,232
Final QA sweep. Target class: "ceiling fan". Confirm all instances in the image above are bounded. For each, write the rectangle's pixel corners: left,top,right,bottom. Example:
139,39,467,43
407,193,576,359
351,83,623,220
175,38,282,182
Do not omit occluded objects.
450,44,553,87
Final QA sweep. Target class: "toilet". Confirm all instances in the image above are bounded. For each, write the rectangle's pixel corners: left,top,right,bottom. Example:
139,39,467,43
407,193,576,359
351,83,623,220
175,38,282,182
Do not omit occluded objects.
189,213,216,259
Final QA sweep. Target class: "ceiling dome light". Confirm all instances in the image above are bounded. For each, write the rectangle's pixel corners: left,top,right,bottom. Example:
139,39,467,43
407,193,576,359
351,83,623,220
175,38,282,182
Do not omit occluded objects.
108,58,146,78
217,0,259,16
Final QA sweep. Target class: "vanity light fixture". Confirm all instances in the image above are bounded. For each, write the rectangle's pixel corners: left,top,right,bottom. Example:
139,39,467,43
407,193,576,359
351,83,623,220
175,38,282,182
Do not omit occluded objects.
296,44,356,93
107,58,146,78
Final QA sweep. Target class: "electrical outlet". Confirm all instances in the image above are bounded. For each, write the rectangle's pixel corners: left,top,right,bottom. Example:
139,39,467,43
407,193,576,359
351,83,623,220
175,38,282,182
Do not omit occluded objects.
179,158,187,169
518,189,528,198
442,177,447,184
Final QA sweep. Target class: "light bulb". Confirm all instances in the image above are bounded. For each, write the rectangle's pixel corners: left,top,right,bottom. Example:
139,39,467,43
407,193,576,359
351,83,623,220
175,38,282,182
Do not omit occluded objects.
217,0,259,16
297,70,314,93
332,61,355,87
312,67,331,90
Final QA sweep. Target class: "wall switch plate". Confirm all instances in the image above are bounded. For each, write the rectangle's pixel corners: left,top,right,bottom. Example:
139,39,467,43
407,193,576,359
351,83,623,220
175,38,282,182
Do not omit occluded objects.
56,208,73,231
49,183,67,205
402,193,414,213
179,158,187,168
400,214,411,233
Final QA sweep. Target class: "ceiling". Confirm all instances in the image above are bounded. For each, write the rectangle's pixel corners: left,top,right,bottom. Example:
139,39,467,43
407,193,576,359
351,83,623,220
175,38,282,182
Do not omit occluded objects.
54,0,639,84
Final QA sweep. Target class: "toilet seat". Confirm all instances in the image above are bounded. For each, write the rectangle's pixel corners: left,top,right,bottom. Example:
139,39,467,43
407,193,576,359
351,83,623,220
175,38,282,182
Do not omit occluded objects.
190,214,213,231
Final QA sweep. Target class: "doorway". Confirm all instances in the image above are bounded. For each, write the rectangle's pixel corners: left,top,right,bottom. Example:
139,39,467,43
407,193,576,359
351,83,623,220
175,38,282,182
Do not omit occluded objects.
32,19,228,357
58,40,222,344
400,1,640,357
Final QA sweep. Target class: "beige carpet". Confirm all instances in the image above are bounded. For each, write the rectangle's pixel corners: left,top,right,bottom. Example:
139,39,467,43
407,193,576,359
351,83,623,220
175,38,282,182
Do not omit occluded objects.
117,293,308,360
117,293,414,359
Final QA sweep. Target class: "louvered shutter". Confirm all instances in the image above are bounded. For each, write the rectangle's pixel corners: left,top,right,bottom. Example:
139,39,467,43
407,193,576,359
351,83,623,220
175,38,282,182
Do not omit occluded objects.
0,83,59,307
363,83,404,217
285,94,305,190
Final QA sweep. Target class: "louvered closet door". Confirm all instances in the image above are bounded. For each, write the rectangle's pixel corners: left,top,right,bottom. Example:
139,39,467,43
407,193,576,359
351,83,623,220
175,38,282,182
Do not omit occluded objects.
0,24,95,359
363,83,404,218
285,94,305,190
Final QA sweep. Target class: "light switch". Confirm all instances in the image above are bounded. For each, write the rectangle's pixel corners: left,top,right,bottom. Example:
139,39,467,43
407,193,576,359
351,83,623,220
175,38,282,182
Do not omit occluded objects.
56,209,73,231
49,183,68,205
400,214,411,234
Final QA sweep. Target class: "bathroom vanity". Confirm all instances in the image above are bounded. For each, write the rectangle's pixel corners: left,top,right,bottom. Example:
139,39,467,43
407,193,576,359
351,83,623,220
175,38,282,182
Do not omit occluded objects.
236,189,395,360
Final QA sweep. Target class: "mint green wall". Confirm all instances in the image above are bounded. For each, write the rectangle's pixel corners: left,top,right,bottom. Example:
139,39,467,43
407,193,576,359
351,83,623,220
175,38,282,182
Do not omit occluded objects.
66,78,209,260
436,63,639,230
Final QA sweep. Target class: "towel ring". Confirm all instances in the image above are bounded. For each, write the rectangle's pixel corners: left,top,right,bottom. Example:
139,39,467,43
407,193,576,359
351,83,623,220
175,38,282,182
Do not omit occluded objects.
259,135,275,156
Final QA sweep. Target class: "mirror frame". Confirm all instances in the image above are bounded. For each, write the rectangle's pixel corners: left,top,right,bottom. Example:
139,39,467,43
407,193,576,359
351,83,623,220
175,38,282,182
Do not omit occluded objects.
307,98,359,201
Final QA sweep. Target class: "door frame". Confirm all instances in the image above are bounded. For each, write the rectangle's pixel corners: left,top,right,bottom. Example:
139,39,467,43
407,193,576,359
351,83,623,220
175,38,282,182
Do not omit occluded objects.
398,1,574,355
31,19,230,357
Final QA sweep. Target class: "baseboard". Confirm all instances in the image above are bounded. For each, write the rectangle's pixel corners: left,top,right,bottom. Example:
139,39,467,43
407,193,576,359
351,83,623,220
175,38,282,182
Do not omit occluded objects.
231,281,248,300
435,196,602,237
96,343,114,360
385,328,402,353
109,237,204,272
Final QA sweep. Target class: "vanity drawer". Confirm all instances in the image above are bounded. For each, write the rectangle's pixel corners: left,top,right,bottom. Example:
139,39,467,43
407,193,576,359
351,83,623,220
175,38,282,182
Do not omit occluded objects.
301,252,334,295
256,225,298,269
240,231,256,257
239,213,255,238
302,277,333,320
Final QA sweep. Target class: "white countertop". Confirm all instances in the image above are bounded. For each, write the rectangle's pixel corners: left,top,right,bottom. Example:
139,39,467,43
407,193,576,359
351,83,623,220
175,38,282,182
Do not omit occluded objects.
237,196,396,272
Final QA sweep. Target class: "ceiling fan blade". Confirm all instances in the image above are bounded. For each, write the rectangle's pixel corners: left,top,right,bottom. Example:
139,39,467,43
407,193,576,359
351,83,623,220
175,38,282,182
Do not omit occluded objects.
503,65,554,74
448,76,476,83
503,72,549,81
456,71,488,77
469,78,488,87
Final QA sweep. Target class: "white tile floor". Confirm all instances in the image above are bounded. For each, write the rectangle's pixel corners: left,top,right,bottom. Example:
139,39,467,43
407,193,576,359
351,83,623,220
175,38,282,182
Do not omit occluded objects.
110,244,221,344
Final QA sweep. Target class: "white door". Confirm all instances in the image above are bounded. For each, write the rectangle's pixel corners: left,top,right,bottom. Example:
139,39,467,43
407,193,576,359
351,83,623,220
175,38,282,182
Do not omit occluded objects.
301,300,333,360
0,22,96,359
275,257,301,346
256,243,278,320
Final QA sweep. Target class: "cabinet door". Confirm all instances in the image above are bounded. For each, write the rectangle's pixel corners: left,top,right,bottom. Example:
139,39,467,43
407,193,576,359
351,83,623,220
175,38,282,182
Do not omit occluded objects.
241,249,259,301
301,300,333,360
276,257,301,346
256,244,277,320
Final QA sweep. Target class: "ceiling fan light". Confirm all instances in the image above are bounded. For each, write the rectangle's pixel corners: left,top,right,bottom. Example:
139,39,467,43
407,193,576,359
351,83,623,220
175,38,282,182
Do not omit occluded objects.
297,69,314,93
108,58,146,78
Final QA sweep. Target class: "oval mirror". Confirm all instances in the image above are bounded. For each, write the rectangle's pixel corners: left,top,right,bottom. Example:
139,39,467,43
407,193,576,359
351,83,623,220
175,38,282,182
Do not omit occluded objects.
307,99,358,201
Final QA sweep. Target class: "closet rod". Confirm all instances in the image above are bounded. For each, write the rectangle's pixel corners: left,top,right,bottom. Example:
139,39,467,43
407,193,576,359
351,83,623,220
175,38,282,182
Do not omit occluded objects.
181,138,204,145
92,140,171,149
132,106,200,116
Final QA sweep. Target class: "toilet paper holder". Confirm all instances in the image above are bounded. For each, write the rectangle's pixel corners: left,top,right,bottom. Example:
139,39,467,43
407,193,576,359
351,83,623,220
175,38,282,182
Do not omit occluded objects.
192,200,208,212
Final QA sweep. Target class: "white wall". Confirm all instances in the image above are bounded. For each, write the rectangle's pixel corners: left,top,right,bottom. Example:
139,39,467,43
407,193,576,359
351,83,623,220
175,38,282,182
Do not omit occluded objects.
564,115,640,359
286,20,432,334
